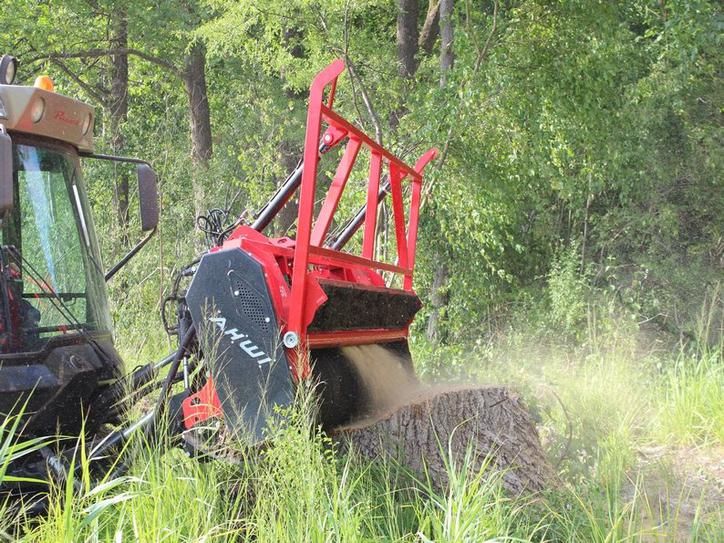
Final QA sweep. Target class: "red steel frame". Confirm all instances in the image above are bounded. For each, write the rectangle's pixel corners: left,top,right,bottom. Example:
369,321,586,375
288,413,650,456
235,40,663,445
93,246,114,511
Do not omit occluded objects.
285,59,437,352
181,60,436,428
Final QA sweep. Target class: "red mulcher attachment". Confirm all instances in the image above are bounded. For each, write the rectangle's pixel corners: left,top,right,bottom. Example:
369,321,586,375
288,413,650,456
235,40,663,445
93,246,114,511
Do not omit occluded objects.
181,60,437,440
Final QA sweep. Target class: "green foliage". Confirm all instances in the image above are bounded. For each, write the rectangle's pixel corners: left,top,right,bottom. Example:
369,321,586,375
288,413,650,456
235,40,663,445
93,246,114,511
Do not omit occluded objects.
4,0,720,349
547,242,588,336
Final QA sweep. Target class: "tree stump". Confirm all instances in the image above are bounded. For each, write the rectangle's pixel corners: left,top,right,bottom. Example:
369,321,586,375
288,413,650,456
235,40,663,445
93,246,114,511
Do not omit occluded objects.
332,386,553,495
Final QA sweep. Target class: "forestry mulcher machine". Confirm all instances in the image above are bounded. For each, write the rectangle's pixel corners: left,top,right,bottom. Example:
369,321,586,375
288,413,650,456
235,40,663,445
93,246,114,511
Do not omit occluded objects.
0,55,436,494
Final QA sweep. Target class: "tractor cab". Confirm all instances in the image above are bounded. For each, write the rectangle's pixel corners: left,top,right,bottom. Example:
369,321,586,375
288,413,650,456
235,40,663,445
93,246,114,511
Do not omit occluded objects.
0,56,158,435
1,134,111,353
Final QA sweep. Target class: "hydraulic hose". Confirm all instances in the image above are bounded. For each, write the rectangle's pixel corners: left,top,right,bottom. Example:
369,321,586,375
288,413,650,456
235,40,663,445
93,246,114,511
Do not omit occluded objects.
87,325,196,468
148,325,196,435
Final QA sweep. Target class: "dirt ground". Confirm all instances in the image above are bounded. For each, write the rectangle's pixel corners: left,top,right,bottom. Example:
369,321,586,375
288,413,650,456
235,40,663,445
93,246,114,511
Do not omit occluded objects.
622,444,724,541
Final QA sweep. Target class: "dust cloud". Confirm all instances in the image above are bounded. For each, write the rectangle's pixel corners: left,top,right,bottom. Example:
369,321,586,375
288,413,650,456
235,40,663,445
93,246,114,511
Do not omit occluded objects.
341,344,421,415
339,344,483,427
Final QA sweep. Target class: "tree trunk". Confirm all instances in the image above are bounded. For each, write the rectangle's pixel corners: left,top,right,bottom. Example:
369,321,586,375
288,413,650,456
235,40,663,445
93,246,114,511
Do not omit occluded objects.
184,42,213,166
396,0,420,78
391,0,421,130
419,0,441,55
425,0,455,342
333,386,554,495
183,41,212,218
109,8,130,241
439,0,454,86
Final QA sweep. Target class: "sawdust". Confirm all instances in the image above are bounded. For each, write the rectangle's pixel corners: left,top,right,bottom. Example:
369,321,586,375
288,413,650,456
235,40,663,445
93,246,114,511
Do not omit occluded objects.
339,382,482,431
340,344,501,427
341,344,421,414
339,344,470,414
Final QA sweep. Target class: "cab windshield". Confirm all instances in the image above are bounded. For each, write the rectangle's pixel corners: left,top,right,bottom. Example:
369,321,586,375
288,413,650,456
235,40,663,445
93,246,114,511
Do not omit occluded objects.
0,139,110,353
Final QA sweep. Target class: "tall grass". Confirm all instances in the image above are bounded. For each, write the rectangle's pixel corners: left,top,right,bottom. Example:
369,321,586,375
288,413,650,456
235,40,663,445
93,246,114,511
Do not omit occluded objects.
2,301,722,541
1,408,52,539
657,349,724,445
411,295,722,541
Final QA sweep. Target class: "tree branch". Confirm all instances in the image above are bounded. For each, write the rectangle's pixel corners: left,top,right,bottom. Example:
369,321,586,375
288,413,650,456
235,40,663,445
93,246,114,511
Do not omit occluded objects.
339,1,371,134
29,48,182,77
345,59,383,145
49,58,108,105
474,0,498,71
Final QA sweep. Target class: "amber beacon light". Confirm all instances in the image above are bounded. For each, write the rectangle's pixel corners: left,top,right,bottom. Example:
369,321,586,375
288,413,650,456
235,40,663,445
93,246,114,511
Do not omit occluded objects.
34,75,55,92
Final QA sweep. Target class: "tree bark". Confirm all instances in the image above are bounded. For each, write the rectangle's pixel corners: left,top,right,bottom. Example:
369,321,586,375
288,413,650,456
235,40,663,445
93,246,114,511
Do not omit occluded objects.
109,8,130,240
425,0,455,342
396,0,420,78
183,41,212,218
439,0,454,86
419,0,441,55
184,42,213,166
333,386,554,495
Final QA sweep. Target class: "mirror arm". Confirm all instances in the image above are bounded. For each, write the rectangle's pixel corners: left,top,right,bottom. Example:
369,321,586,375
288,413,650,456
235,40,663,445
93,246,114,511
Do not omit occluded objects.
105,227,156,282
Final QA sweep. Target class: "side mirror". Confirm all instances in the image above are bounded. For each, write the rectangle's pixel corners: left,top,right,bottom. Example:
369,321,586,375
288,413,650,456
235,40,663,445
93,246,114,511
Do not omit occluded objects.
0,126,13,214
137,163,159,231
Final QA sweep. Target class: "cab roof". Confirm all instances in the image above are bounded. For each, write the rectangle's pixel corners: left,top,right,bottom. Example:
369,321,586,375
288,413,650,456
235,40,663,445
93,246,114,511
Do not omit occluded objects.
0,83,94,152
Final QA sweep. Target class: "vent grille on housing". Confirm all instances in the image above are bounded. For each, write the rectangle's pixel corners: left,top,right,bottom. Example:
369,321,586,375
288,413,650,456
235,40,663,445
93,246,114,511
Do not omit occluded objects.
232,278,271,334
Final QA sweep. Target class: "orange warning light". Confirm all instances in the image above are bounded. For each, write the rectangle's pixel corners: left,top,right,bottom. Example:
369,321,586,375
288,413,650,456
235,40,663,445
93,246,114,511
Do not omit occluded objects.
34,76,55,92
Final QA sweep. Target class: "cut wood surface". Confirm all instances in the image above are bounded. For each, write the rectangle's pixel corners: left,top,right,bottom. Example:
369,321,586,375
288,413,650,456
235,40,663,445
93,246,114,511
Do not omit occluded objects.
333,386,554,495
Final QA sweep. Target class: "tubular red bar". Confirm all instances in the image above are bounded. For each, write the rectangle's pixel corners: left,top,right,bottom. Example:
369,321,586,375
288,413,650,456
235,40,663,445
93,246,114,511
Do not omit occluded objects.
388,163,409,270
405,148,438,288
307,328,410,348
259,58,437,376
308,245,410,275
311,137,362,246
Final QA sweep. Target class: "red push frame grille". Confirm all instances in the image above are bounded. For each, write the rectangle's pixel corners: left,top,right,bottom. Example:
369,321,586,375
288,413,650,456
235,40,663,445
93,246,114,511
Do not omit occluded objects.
285,59,437,347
